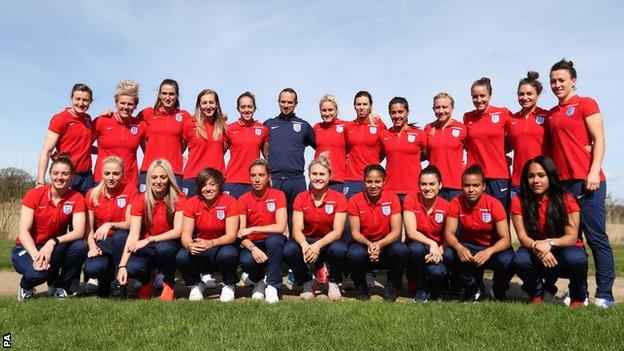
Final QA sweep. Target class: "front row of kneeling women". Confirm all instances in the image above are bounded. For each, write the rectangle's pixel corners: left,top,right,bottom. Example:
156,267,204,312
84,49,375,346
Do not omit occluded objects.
13,153,588,305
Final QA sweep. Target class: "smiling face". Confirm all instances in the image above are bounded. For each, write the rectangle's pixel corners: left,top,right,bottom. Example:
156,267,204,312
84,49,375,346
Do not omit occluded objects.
237,96,256,122
309,163,330,191
150,166,170,196
249,164,270,192
70,91,92,115
471,85,490,112
102,162,123,191
389,102,408,129
419,173,441,200
433,97,454,123
200,177,221,202
461,174,485,204
320,101,337,123
159,84,178,110
550,69,576,102
278,91,297,115
527,162,550,196
517,84,539,112
364,170,385,200
200,93,217,119
354,96,372,121
116,95,137,119
49,163,73,191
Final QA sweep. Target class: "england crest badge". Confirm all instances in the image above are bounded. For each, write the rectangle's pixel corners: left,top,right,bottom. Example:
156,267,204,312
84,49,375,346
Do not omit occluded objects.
381,205,391,216
491,114,500,123
369,126,377,135
535,115,545,125
216,210,225,220
325,203,334,214
266,201,276,212
130,125,139,135
407,134,416,143
255,128,262,136
62,203,73,215
293,123,302,132
434,212,444,223
116,197,126,208
481,212,492,223
175,113,183,122
451,129,460,137
336,125,344,133
566,106,576,116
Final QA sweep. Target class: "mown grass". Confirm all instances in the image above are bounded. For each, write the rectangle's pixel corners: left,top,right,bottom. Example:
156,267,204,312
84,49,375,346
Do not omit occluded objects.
0,298,622,350
0,240,13,270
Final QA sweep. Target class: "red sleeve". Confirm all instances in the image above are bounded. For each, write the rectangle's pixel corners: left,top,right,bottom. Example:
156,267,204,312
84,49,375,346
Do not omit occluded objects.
335,194,347,212
292,192,305,211
376,118,387,129
390,194,401,215
261,125,269,143
403,194,417,212
447,197,460,218
21,188,40,209
564,193,580,214
175,194,187,211
72,193,86,213
347,197,359,216
510,195,523,216
225,196,240,217
275,190,287,209
48,113,67,134
580,97,600,117
130,196,145,216
183,197,197,218
419,130,427,148
491,197,506,222
92,117,101,138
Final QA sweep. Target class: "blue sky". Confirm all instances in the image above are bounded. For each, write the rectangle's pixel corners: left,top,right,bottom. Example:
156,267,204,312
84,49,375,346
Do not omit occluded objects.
2,1,623,196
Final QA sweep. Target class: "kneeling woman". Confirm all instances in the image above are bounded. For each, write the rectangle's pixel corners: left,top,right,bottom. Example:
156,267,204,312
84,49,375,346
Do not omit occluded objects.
284,152,348,300
13,156,87,300
511,156,588,306
116,159,186,301
443,164,514,301
404,165,450,302
238,159,287,303
176,168,240,302
83,156,137,297
347,165,408,301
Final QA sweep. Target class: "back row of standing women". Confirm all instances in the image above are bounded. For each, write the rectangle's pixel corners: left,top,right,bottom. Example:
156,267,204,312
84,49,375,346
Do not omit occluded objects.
27,58,614,306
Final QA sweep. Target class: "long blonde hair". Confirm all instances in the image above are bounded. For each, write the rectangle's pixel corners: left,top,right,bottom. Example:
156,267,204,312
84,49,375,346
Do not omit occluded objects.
89,156,124,207
194,89,226,141
144,159,180,228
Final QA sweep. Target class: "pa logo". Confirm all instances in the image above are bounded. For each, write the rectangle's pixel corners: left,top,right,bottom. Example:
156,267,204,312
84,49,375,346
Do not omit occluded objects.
3,333,11,348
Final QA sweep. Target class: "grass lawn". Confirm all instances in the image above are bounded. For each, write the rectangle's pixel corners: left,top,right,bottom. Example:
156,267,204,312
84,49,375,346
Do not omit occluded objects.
0,298,622,350
0,239,13,270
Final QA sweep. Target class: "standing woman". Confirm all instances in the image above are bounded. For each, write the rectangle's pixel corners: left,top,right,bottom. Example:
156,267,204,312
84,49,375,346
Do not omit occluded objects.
283,152,349,300
92,80,146,187
313,94,348,193
116,159,186,301
181,89,227,197
176,168,240,302
424,93,466,201
13,156,87,300
506,72,549,193
510,156,588,306
443,164,514,301
380,97,427,202
403,165,450,302
224,92,269,198
83,156,138,297
237,159,287,303
463,78,512,210
37,84,94,194
347,165,408,302
137,79,191,192
547,59,615,308
343,91,387,199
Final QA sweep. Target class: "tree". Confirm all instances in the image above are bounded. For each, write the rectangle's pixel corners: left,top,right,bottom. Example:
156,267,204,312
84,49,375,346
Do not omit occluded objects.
0,167,35,202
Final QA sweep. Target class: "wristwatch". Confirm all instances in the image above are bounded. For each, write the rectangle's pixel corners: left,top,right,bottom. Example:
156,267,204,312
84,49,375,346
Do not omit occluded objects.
547,239,556,247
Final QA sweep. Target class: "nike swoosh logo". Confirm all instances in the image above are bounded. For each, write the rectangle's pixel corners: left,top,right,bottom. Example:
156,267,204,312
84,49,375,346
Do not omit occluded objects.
271,126,279,129
577,194,586,199
501,188,508,192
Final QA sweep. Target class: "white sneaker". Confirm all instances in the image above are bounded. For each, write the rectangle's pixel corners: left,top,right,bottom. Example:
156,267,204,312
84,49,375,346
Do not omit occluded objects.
201,273,218,289
189,281,206,301
251,280,266,300
594,298,615,309
563,293,589,306
241,272,255,287
153,273,165,289
328,282,342,301
300,280,315,300
17,287,35,301
50,287,68,299
265,284,279,303
220,285,235,302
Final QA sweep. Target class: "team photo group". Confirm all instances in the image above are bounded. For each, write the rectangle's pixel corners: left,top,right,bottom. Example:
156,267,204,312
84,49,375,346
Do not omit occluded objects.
11,58,616,308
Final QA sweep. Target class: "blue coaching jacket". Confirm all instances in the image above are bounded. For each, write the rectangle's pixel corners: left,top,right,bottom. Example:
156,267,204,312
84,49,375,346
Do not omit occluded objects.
264,113,316,179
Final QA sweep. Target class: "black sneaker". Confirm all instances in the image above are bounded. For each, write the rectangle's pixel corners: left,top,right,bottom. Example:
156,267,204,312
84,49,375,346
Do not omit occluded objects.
461,284,479,302
383,284,398,302
109,280,127,299
355,284,370,301
75,282,99,297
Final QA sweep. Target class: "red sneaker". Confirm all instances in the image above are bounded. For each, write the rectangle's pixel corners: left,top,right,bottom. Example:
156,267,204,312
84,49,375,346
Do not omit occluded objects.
137,274,155,300
316,265,328,285
570,300,586,308
160,282,175,301
407,276,417,293
531,296,543,304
